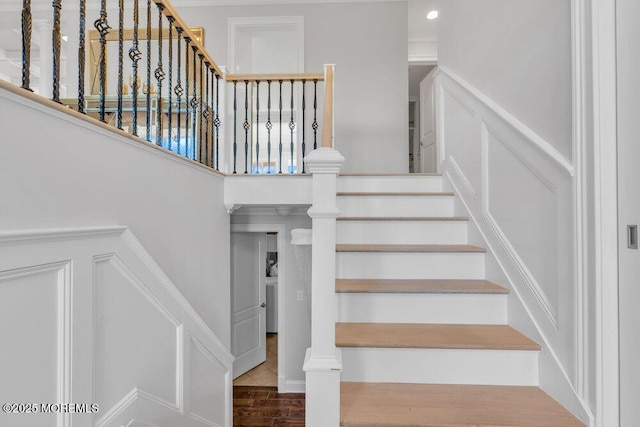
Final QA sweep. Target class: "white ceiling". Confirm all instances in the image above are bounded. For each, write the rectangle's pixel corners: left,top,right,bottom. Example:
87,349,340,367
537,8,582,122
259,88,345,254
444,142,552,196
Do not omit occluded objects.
408,0,438,42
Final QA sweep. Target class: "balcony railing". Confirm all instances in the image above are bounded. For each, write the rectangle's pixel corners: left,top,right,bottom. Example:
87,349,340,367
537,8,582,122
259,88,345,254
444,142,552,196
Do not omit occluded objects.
10,0,334,175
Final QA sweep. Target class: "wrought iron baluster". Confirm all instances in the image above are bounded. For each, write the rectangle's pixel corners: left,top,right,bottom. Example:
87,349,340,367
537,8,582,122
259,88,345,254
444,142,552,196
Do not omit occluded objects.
301,80,306,173
129,0,141,135
214,74,220,170
278,80,283,174
167,17,174,151
243,80,249,173
116,0,124,129
174,28,184,154
209,68,216,168
198,54,204,162
145,0,151,140
203,63,210,167
312,79,318,150
232,80,237,174
289,79,295,174
21,0,32,91
266,80,272,174
51,0,62,103
94,0,110,121
155,5,165,146
77,0,85,111
191,45,197,160
184,37,190,156
255,81,260,173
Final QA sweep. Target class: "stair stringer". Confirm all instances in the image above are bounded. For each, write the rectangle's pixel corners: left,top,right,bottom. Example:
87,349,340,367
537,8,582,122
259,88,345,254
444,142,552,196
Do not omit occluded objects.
443,161,594,426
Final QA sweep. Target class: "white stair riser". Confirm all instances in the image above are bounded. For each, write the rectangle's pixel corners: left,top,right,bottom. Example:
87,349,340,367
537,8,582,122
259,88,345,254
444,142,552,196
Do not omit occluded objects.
336,294,507,324
336,221,468,245
338,196,453,217
340,348,539,386
336,252,485,279
338,176,443,193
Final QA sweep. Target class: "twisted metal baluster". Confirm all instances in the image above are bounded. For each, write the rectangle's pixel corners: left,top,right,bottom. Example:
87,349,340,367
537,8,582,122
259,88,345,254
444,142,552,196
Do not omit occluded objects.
116,0,124,129
21,0,32,91
243,80,249,173
301,80,306,172
174,27,184,154
52,0,62,103
183,37,190,156
94,0,110,120
155,5,165,146
198,54,204,162
214,74,220,170
184,37,190,156
278,80,283,174
266,80,272,174
190,45,197,160
77,0,85,110
203,63,210,166
255,81,260,173
167,17,174,151
129,0,141,135
312,79,318,150
145,0,151,140
289,79,295,173
232,80,237,174
209,68,216,168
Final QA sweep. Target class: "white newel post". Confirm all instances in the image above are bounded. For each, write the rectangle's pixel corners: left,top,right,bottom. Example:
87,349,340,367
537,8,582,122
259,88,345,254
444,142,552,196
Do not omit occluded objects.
218,66,228,173
303,146,344,427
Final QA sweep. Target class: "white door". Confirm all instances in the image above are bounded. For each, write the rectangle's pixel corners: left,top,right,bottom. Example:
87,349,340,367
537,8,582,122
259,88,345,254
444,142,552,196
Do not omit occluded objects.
419,68,437,173
618,0,640,425
231,232,267,378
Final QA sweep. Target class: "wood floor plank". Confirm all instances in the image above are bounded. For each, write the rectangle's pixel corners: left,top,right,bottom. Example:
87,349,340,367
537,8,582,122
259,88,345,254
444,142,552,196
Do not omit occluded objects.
340,382,585,427
335,279,509,294
336,244,486,253
336,323,540,350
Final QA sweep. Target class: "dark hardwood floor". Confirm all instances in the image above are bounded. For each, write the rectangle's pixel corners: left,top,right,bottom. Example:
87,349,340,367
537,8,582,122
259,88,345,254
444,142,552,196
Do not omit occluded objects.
233,386,305,426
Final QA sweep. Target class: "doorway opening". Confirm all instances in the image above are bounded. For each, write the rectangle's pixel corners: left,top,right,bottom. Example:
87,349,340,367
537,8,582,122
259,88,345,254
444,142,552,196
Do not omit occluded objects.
408,63,437,173
230,225,287,391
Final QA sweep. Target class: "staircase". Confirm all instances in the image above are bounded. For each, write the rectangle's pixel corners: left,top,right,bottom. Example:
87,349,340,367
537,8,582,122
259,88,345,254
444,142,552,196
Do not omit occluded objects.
333,174,584,427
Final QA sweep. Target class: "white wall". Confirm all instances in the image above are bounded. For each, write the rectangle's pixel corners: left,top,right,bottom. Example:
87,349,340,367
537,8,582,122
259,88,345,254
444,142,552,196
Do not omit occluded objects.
0,84,231,346
439,0,573,159
177,2,409,173
230,211,312,391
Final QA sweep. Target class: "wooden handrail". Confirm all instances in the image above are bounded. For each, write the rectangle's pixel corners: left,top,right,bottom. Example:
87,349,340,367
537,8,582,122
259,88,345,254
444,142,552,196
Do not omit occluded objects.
153,0,223,76
226,73,324,82
321,65,334,148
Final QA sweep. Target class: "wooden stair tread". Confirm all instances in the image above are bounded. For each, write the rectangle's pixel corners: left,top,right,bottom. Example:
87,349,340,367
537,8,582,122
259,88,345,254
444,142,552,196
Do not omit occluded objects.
337,216,468,221
339,173,442,177
340,382,585,427
336,323,541,350
336,279,509,294
336,244,486,253
337,191,453,196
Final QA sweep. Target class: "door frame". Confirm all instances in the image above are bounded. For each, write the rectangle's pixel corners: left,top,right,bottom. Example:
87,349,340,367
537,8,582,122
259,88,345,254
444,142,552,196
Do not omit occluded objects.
231,223,287,392
589,0,620,425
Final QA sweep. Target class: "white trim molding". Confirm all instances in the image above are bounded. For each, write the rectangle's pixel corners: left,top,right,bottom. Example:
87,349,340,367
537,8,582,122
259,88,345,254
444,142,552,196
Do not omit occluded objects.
590,0,620,425
228,16,305,75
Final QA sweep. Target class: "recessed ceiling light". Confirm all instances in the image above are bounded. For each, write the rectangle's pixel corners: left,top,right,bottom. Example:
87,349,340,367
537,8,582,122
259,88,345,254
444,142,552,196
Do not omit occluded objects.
426,10,439,20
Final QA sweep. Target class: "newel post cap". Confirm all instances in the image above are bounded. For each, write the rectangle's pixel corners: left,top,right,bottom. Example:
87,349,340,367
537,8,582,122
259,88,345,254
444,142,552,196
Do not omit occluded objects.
305,147,345,174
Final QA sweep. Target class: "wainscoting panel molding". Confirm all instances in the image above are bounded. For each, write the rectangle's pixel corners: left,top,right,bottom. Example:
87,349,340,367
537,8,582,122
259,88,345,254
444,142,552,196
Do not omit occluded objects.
0,227,233,427
436,67,589,423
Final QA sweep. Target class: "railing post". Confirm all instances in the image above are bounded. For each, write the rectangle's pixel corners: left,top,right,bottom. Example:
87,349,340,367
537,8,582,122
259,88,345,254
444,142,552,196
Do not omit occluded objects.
303,144,344,426
218,66,228,173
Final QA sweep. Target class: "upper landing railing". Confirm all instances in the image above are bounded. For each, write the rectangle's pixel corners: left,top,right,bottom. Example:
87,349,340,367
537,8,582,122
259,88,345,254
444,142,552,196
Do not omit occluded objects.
12,0,334,174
